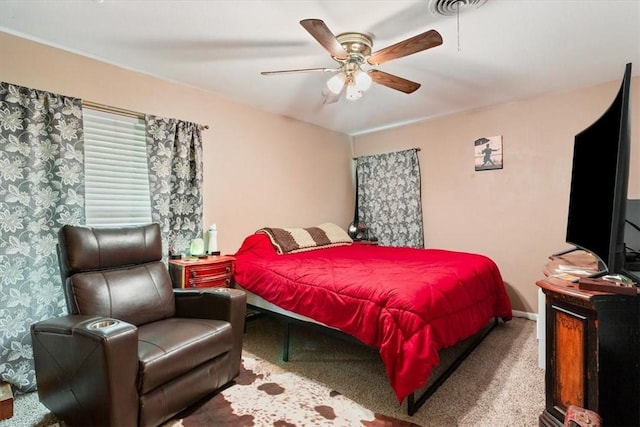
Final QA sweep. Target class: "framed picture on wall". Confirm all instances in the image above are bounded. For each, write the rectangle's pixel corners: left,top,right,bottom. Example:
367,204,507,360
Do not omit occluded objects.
474,136,503,171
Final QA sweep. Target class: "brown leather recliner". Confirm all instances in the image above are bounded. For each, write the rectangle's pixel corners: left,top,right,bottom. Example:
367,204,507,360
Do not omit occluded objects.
31,223,246,427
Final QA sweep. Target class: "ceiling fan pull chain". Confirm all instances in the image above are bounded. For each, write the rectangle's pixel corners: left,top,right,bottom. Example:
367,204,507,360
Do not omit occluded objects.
457,0,461,52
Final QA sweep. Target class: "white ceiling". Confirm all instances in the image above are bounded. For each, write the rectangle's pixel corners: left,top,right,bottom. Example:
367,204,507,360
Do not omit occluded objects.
1,0,639,136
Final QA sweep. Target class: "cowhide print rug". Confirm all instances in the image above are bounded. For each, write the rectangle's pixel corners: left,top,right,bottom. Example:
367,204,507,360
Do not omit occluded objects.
164,352,419,427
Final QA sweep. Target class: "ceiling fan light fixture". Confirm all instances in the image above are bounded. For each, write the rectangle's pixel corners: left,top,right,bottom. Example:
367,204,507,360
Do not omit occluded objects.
346,83,363,101
326,73,346,94
353,69,372,91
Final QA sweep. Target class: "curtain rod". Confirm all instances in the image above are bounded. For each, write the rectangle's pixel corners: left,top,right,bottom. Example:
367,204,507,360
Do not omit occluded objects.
82,100,210,130
352,147,420,160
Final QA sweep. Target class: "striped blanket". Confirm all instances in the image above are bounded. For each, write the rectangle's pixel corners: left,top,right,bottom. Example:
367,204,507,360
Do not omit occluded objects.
257,222,352,254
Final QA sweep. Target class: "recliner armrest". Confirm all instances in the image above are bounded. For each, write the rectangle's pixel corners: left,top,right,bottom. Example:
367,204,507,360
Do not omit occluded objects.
32,314,135,337
31,315,139,426
174,288,246,322
174,288,246,377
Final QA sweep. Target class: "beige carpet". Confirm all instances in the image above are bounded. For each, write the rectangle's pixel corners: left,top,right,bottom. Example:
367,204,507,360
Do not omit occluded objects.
7,316,544,427
242,315,545,426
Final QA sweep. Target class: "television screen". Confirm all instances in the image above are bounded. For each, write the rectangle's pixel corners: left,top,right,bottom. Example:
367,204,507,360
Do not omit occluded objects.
625,199,640,274
565,63,632,276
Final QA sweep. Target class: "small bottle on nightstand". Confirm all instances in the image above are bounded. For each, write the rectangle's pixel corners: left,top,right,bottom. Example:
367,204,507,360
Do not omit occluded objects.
207,224,220,256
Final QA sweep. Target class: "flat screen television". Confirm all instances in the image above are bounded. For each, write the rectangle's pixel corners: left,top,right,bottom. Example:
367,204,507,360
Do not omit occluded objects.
564,62,635,281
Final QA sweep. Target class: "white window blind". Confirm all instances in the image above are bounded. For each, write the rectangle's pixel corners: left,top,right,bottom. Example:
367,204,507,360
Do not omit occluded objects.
83,108,152,226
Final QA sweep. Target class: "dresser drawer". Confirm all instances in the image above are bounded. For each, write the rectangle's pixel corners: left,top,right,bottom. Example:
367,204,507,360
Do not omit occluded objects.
186,261,234,280
187,274,233,289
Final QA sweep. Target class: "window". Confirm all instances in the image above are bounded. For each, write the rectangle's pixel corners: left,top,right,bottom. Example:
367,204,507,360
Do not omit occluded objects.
83,108,152,226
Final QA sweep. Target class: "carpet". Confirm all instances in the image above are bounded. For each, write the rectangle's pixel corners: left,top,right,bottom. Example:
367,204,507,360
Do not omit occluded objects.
163,353,417,427
241,316,544,426
11,316,543,427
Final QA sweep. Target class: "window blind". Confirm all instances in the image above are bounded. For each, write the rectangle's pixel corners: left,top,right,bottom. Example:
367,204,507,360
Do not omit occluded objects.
83,108,152,226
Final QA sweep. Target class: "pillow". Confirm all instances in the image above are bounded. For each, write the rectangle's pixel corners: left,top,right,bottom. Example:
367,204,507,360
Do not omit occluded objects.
256,222,352,254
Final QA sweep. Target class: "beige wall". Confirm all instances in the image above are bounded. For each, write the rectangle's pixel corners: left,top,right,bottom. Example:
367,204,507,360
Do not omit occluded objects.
353,77,640,314
0,32,354,254
2,31,638,314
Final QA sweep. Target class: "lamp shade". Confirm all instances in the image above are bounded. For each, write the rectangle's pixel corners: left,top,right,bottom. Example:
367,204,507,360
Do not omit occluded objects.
326,73,346,94
346,83,363,101
354,69,372,91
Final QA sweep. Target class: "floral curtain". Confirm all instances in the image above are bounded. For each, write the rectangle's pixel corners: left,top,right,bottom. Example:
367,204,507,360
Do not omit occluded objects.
0,82,84,393
145,115,203,257
356,148,424,248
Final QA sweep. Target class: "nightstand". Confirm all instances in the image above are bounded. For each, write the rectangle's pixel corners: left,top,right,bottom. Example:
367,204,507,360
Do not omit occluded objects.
168,255,235,289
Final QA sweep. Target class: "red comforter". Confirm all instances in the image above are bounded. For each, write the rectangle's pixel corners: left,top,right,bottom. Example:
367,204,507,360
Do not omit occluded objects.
233,233,512,402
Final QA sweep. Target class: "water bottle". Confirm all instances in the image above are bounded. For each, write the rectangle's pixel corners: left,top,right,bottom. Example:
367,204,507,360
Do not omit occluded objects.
207,224,219,255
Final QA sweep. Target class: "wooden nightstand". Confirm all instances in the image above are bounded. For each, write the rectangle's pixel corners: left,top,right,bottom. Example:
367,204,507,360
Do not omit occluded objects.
0,382,13,421
168,255,235,289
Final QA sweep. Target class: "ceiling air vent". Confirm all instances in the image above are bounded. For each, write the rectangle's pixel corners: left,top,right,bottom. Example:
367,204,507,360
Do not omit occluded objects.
428,0,488,16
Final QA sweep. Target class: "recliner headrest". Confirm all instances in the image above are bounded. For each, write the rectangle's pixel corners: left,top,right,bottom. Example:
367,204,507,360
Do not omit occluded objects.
58,223,163,276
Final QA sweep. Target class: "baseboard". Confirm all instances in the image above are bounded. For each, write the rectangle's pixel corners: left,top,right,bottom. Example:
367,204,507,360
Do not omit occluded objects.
512,310,537,321
508,310,545,369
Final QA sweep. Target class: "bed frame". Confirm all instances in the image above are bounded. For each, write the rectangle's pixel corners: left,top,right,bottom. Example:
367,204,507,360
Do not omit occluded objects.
246,300,500,416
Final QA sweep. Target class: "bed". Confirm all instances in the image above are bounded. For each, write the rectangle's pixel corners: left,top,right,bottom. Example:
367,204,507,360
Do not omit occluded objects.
233,223,513,415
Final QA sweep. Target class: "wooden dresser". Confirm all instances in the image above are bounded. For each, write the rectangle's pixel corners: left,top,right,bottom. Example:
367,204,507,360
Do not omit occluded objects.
537,251,639,427
169,255,235,289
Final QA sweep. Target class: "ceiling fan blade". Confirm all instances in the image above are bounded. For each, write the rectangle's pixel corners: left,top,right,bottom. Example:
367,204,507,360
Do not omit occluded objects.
367,29,443,66
300,19,348,59
261,67,338,75
369,70,421,94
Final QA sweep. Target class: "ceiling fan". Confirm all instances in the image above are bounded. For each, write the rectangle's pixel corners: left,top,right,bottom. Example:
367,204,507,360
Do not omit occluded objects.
261,19,443,104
